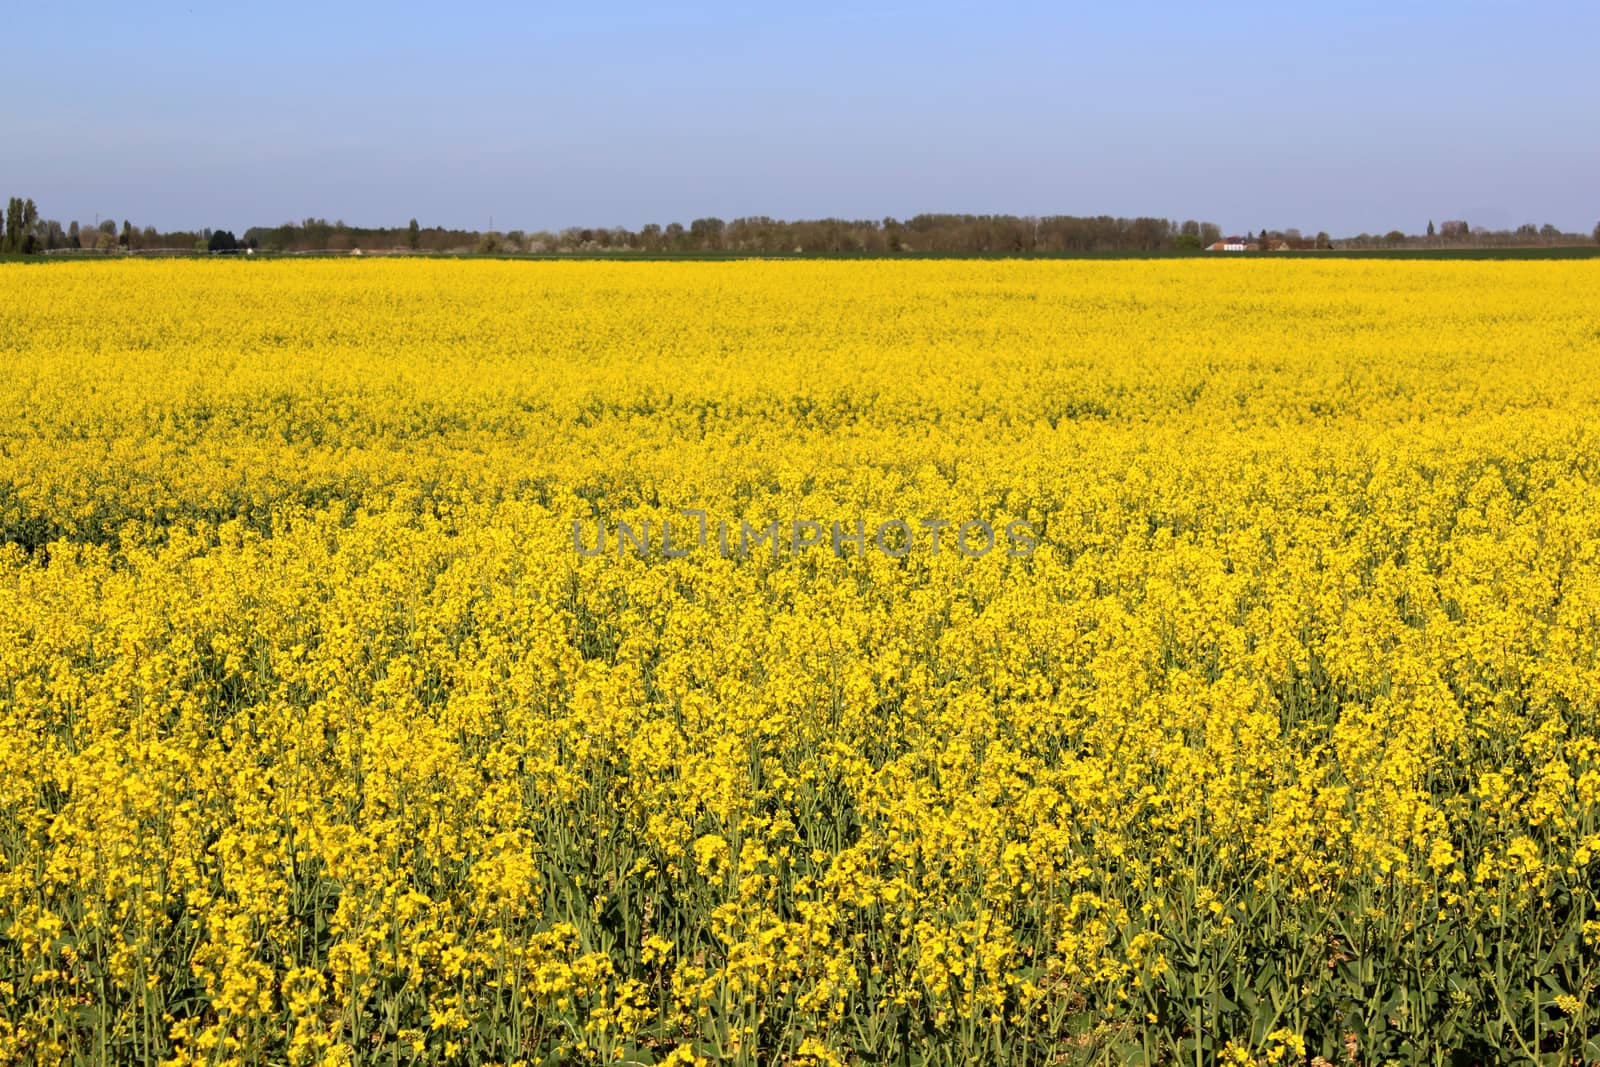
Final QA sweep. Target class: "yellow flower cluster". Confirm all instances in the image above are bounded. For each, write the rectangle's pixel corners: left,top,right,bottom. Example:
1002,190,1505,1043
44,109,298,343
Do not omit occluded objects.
2,258,1599,1064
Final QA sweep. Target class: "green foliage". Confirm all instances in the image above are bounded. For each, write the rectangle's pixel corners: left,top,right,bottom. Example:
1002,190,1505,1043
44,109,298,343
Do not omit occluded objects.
3,196,39,254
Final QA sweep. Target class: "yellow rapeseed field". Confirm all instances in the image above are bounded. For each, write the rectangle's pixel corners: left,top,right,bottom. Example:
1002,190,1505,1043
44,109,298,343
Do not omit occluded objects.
2,258,1599,1065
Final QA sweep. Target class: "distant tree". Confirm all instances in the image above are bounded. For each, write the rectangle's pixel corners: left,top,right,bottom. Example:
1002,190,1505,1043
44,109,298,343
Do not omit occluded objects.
1539,224,1560,240
1385,230,1406,245
4,198,38,253
1200,222,1222,245
408,218,420,250
20,199,38,253
1315,231,1332,250
67,220,80,249
1427,220,1435,237
120,220,132,249
689,217,725,250
207,229,238,253
1594,221,1600,244
1174,232,1203,250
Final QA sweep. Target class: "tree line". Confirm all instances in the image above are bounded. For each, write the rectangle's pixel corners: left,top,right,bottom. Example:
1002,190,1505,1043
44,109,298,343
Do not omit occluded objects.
3,196,216,254
1338,218,1600,250
7,205,1232,256
6,196,1600,256
250,214,1227,254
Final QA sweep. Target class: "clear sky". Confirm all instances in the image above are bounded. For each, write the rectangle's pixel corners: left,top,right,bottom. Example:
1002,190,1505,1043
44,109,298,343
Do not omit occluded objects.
7,1,1597,237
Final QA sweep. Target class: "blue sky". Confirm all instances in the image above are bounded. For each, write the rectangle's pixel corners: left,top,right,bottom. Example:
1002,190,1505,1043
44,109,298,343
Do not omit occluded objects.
7,1,1597,236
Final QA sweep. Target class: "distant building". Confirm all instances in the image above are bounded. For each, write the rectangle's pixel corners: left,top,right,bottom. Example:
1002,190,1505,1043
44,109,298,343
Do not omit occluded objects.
1208,239,1248,252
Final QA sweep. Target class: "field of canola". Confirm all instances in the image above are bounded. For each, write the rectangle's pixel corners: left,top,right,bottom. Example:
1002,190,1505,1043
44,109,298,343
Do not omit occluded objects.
2,259,1600,1066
